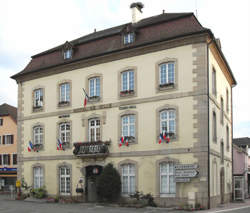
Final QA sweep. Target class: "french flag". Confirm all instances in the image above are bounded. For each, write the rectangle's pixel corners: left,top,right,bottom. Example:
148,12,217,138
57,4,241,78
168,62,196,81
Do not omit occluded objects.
125,137,129,146
82,88,89,107
28,141,33,152
119,137,124,147
158,133,163,144
57,139,63,150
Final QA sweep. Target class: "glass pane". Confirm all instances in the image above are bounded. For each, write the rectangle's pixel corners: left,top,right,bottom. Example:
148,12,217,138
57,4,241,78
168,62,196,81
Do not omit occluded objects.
160,64,166,84
122,176,128,193
168,63,174,83
89,79,94,97
161,175,167,193
122,72,128,91
96,78,100,97
129,71,134,90
130,176,135,194
169,176,175,193
66,84,70,101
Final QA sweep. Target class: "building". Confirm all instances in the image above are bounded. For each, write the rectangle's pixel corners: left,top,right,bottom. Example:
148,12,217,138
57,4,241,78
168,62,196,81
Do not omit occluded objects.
0,103,17,191
232,137,250,200
11,3,236,208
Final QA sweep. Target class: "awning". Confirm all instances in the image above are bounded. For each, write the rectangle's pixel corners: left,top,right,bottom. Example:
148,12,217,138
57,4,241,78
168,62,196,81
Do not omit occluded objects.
0,174,17,177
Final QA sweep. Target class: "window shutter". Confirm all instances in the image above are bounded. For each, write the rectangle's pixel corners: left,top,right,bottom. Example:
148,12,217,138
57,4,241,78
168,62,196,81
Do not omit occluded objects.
11,135,14,144
8,154,10,165
3,136,5,145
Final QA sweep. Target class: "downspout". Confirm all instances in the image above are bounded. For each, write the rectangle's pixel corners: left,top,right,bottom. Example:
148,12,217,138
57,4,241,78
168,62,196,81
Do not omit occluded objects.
207,39,213,209
231,86,234,201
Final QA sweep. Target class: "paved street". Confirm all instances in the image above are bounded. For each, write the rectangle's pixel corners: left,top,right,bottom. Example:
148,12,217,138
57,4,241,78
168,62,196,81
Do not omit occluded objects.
0,195,250,213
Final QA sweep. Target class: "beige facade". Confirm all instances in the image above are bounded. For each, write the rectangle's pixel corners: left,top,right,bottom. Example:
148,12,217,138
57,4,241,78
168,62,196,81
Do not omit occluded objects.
12,10,236,209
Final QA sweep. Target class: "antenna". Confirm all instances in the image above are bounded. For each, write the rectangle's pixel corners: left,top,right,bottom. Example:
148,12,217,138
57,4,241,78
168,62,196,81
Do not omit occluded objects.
195,0,198,18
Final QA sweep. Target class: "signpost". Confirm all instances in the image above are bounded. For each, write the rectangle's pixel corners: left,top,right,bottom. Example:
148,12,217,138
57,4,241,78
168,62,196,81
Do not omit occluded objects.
175,170,199,178
174,164,199,182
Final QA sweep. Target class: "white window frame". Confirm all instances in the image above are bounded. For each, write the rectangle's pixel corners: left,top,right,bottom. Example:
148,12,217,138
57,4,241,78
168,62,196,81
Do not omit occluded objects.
64,49,72,59
34,89,43,107
59,122,70,143
160,162,176,196
124,33,134,44
121,115,135,138
159,62,175,86
2,154,10,165
59,167,71,195
160,110,176,135
88,118,101,142
33,126,43,145
34,167,43,189
3,134,13,145
59,83,70,103
121,70,134,92
89,77,100,98
121,164,135,195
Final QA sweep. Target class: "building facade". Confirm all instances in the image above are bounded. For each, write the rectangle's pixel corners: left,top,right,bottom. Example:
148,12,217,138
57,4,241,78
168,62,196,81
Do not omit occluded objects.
0,104,17,191
12,4,236,208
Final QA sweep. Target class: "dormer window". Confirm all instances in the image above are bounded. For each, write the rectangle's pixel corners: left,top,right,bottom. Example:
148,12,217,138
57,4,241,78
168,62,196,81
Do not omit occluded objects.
124,33,134,45
64,49,72,60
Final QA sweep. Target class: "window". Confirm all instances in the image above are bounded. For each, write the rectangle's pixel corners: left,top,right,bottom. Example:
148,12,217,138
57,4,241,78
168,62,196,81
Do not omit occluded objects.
220,98,224,125
122,115,135,141
88,119,101,142
64,49,72,59
3,135,14,145
160,162,176,195
33,126,43,145
221,141,224,164
159,62,175,87
121,164,135,195
0,136,1,144
3,154,10,165
226,89,229,113
124,33,134,44
59,83,70,103
89,77,100,99
59,122,70,143
226,125,229,151
33,89,43,108
212,112,217,142
33,167,43,189
0,118,3,126
121,70,134,94
160,110,176,136
13,154,17,165
59,167,71,195
212,68,217,96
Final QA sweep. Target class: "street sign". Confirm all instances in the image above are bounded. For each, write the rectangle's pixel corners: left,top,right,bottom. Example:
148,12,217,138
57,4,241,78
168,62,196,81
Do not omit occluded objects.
175,169,199,178
175,164,198,170
175,178,190,183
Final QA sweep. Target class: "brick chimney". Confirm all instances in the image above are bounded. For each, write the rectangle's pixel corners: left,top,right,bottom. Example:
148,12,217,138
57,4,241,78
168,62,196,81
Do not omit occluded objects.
130,2,144,24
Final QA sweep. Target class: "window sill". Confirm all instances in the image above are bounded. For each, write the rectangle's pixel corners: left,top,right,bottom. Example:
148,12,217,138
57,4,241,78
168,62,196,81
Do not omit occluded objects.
157,83,176,92
58,101,70,107
33,106,43,112
61,142,71,150
160,193,176,198
120,90,135,98
33,144,43,152
88,96,101,103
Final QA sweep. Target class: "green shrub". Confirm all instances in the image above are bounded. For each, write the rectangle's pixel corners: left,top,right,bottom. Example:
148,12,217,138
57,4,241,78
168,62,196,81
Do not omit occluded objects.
96,163,121,202
31,187,47,199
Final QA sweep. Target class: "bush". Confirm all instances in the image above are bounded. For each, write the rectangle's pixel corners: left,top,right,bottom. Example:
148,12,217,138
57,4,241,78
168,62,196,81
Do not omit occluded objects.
30,187,47,199
130,191,157,207
96,163,121,202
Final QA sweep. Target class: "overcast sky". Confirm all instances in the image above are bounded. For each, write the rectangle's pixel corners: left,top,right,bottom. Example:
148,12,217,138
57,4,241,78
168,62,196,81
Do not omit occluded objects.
0,0,249,137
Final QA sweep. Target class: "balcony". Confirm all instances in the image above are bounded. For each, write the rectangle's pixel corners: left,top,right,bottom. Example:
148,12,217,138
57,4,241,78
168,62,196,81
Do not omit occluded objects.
73,140,110,159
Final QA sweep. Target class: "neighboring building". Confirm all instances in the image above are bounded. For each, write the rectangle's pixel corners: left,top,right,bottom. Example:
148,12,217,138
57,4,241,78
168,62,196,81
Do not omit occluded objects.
233,137,250,200
0,103,17,191
11,3,236,208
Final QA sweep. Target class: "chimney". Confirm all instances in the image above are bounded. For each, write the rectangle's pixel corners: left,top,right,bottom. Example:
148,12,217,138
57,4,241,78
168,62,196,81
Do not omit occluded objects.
215,38,222,49
130,2,144,24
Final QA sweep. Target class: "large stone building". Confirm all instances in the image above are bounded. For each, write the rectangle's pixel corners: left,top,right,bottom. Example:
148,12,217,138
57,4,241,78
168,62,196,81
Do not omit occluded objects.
12,3,236,208
0,103,17,191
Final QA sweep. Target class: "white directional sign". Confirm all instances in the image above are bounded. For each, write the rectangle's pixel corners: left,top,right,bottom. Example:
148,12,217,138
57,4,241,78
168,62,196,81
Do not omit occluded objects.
175,169,199,178
175,164,198,170
175,178,190,183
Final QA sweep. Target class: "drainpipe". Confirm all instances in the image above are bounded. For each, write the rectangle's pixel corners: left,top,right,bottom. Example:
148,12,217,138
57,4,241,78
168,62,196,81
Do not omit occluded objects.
207,39,213,209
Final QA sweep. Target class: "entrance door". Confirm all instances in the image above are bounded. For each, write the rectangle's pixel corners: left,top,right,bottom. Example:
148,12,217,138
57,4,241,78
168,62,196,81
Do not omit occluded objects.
220,168,225,204
87,176,97,202
234,176,244,200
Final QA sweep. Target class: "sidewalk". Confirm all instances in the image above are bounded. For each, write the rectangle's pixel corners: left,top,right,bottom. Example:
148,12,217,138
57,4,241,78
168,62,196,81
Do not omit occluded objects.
194,199,250,212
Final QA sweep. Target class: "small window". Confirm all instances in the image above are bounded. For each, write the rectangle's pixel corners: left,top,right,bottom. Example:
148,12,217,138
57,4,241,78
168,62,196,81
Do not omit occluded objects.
89,77,100,99
160,162,176,195
64,49,72,59
121,115,135,143
121,70,134,95
160,109,176,136
34,167,44,189
3,135,14,145
121,164,135,195
33,126,43,145
124,33,134,45
3,154,10,165
59,83,70,104
0,118,3,126
59,166,71,195
88,118,101,142
212,68,217,96
59,122,70,143
213,112,217,142
13,154,17,165
220,98,224,125
33,89,43,108
159,62,175,87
